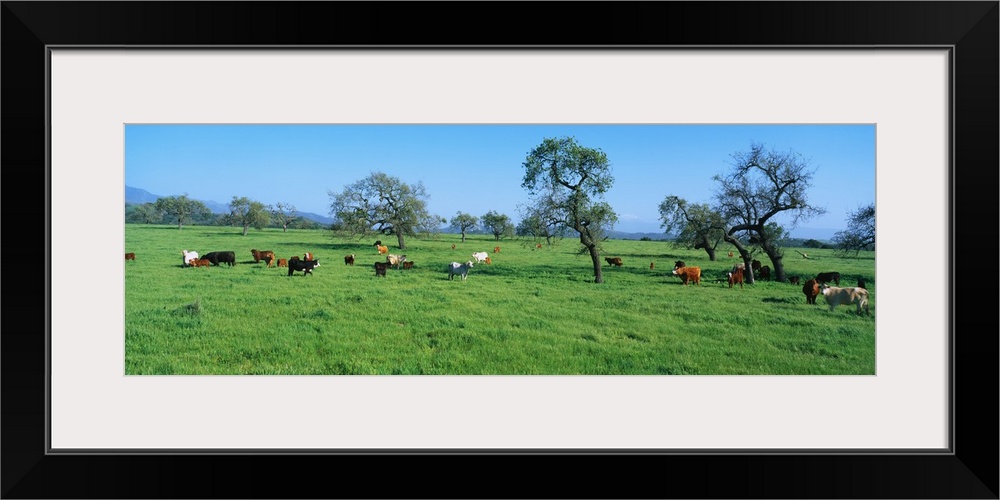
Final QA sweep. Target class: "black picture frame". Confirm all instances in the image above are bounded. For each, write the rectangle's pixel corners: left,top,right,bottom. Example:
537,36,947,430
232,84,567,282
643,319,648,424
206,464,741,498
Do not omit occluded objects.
3,2,997,498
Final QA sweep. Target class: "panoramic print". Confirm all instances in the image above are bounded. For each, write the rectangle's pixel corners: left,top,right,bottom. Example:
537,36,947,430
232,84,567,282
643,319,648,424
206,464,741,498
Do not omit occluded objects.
124,124,876,375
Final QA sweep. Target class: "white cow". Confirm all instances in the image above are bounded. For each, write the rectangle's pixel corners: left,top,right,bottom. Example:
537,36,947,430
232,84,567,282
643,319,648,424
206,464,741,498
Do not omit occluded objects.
821,285,870,315
472,252,489,263
386,254,407,269
448,261,474,281
182,250,199,268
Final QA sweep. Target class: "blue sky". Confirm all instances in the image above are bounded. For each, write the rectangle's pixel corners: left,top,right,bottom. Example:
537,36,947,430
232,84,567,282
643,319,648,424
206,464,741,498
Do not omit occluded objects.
125,124,875,239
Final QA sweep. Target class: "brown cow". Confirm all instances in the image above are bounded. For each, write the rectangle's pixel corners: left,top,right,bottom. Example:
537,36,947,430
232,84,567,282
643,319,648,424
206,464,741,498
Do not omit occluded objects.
277,258,288,268
650,262,655,270
251,249,276,267
803,278,821,304
377,245,388,255
751,259,762,272
727,267,744,289
494,246,501,253
604,257,623,267
125,252,136,261
536,243,542,249
452,244,456,250
727,251,734,258
788,276,801,285
402,261,414,270
484,256,492,265
672,266,701,286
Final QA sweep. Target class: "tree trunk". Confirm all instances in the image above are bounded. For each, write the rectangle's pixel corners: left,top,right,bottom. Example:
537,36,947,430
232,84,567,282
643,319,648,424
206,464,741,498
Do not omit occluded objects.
724,233,755,284
762,244,786,282
588,244,603,283
461,231,466,242
242,224,249,236
396,229,406,250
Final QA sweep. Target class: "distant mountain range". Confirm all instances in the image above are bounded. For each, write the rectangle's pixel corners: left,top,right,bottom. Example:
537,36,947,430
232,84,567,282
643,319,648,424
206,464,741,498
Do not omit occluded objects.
125,186,334,225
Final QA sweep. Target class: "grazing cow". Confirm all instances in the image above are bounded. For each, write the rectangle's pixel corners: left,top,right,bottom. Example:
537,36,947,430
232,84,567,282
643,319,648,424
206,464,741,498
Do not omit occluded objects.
377,245,388,255
802,278,821,304
751,260,762,272
277,258,288,268
857,279,867,289
251,249,276,267
758,265,771,281
472,252,489,263
125,252,136,261
788,276,801,285
816,272,841,286
182,250,199,268
451,244,456,250
483,256,492,265
303,252,313,261
448,261,474,281
728,251,734,258
731,262,746,274
374,261,388,277
673,261,686,270
402,261,414,269
202,251,236,267
196,258,211,268
536,243,543,249
672,266,701,286
494,246,501,253
344,254,355,266
604,257,623,267
727,267,744,289
650,262,655,270
821,285,871,315
288,258,320,276
386,254,407,269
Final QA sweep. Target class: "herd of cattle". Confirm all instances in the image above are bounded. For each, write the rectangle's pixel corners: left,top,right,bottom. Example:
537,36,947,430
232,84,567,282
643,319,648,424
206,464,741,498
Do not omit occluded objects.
127,243,871,315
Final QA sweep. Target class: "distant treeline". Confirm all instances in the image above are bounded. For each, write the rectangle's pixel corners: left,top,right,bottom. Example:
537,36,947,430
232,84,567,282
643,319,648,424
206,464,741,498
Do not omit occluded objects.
125,203,326,230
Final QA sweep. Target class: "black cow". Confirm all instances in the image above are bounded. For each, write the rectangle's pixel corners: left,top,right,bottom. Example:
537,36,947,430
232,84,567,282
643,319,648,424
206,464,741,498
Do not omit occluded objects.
288,258,320,276
202,251,236,267
816,271,841,286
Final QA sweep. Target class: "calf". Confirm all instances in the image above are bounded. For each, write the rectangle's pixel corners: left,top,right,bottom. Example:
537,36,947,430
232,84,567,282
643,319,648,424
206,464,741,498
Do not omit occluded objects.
377,245,388,255
448,261,474,281
484,256,492,265
125,252,136,261
536,243,542,249
374,261,387,277
821,285,871,315
650,262,655,270
727,251,734,258
751,259,762,272
452,244,456,250
472,252,489,263
288,258,319,276
816,272,841,286
727,267,744,289
277,258,288,268
202,251,236,267
802,278,821,304
196,258,211,268
788,276,801,285
605,257,623,267
344,254,355,266
672,266,701,286
494,246,501,253
402,261,414,270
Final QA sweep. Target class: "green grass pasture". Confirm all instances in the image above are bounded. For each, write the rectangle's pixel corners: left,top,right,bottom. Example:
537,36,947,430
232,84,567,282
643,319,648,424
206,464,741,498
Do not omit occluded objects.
125,225,876,375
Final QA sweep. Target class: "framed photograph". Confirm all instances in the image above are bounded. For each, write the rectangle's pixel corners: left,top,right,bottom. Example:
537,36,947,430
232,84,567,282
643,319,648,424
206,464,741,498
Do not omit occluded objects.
4,2,996,498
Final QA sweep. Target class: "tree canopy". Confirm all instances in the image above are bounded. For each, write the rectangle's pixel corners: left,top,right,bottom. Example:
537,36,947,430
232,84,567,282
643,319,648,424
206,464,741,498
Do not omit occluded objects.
154,194,211,230
832,203,875,256
713,143,826,282
449,212,478,242
480,210,514,241
228,196,270,236
658,196,727,261
522,136,617,283
329,171,434,250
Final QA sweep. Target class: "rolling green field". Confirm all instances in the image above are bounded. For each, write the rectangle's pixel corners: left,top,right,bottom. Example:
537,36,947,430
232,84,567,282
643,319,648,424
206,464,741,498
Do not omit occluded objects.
125,224,876,375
